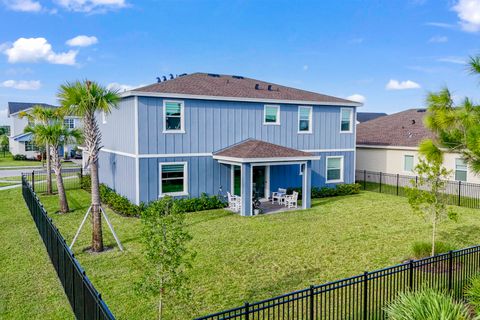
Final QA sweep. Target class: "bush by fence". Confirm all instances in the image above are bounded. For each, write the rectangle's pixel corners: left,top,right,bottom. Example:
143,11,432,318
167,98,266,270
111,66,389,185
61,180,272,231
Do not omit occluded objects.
196,245,480,319
287,183,361,199
355,169,480,209
21,174,115,320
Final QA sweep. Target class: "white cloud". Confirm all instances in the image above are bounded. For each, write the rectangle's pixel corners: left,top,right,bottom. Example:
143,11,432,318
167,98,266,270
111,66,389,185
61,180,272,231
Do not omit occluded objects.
425,22,456,28
346,94,366,103
302,65,308,71
106,82,144,92
55,0,126,12
428,36,448,43
385,79,421,90
66,35,98,47
452,0,480,32
437,56,466,64
4,0,42,12
3,37,77,65
0,79,41,90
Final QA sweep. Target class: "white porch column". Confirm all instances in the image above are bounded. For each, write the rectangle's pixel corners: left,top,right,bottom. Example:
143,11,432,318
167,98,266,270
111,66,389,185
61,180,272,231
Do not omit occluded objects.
302,161,312,209
240,163,252,216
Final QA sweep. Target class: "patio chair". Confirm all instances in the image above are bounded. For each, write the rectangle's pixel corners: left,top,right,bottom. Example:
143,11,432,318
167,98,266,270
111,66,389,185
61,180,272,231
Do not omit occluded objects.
284,191,298,208
272,188,287,204
227,192,242,212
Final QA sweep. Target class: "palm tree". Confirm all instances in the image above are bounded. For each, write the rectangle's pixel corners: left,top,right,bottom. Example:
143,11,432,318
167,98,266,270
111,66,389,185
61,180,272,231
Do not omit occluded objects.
25,121,82,213
57,80,120,252
19,106,63,194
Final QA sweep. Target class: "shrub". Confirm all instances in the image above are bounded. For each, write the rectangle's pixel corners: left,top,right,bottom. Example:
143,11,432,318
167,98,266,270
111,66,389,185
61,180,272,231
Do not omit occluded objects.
80,173,91,191
384,289,471,320
411,241,456,259
13,154,27,161
465,274,480,314
174,193,227,213
286,183,361,199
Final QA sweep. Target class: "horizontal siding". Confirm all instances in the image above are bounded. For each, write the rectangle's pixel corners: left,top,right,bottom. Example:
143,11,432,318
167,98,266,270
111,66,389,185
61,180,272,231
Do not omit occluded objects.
98,150,136,203
98,97,136,154
138,97,356,154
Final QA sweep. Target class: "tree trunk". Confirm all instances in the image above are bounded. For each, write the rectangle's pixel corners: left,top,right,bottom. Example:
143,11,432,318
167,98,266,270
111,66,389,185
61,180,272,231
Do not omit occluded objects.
158,288,164,320
52,146,69,213
90,161,104,252
45,142,52,194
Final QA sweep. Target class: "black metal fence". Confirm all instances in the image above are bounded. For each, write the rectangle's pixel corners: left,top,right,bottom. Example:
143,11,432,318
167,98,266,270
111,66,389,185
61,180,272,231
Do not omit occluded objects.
355,170,480,209
196,245,480,319
23,167,83,194
21,174,115,320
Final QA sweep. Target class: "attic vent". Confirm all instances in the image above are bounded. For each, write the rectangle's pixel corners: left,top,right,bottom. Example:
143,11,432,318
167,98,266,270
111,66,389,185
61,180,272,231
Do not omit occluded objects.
208,73,220,78
178,73,188,77
255,84,260,90
268,85,273,91
411,119,416,125
417,109,426,113
232,75,244,79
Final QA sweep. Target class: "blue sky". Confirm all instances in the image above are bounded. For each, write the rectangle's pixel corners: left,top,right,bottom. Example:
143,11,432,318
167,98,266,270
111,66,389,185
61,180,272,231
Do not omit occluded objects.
0,0,480,125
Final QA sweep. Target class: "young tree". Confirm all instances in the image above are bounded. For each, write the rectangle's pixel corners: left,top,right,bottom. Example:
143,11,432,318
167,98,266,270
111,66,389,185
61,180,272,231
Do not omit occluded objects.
137,198,196,320
19,106,63,194
57,80,120,252
0,134,8,157
25,121,82,213
406,140,457,256
424,56,480,173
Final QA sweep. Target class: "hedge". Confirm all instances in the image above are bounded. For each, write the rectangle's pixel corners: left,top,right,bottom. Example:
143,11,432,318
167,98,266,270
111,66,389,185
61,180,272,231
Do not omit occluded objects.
286,183,361,199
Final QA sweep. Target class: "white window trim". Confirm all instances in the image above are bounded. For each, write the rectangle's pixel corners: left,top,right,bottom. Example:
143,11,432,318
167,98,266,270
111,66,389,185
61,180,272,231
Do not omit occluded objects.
403,154,415,173
163,100,185,134
455,158,468,182
340,108,353,133
298,106,312,134
64,118,75,129
159,161,189,197
325,156,344,183
102,111,107,124
263,105,280,125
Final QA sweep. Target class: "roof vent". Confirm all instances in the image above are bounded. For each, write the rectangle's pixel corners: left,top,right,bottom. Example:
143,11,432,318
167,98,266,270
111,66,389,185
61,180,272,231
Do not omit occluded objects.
156,77,161,83
178,73,188,77
232,75,244,79
417,109,426,113
411,119,416,125
268,85,273,91
255,84,260,90
208,73,220,78
169,74,174,80
162,76,167,82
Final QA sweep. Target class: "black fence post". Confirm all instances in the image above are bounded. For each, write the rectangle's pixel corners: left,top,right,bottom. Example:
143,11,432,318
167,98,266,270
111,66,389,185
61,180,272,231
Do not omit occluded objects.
363,271,368,320
458,181,462,206
448,251,453,292
244,302,250,320
364,170,367,190
32,170,35,193
409,260,414,290
415,176,418,188
309,285,314,319
396,174,399,196
379,172,382,193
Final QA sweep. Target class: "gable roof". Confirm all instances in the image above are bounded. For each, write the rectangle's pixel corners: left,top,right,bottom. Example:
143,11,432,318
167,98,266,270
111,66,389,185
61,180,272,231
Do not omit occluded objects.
8,102,57,117
213,138,318,162
357,112,387,123
125,73,360,107
356,108,436,148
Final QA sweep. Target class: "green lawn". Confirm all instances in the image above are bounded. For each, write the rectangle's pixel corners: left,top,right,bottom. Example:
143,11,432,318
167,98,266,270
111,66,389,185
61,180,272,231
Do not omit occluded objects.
0,153,42,167
36,189,480,319
0,188,73,319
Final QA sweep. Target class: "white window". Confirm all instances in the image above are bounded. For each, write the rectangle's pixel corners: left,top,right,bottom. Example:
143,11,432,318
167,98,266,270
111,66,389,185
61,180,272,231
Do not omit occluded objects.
159,162,188,196
64,118,75,129
102,111,107,124
163,100,185,133
25,141,39,152
326,156,343,183
340,108,353,133
455,159,467,182
263,105,280,125
404,155,414,172
298,106,312,133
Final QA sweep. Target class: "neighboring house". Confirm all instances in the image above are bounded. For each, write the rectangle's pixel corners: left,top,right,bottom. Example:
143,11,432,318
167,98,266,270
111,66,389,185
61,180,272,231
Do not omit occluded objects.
356,112,387,123
356,108,479,183
96,72,361,216
7,102,82,159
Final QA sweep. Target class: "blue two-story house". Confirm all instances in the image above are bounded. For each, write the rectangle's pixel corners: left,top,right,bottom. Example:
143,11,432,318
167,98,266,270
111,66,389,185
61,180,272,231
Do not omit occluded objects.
97,73,360,216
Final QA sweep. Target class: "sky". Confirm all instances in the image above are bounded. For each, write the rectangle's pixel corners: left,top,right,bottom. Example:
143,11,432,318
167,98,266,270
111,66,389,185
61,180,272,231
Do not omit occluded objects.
0,0,480,125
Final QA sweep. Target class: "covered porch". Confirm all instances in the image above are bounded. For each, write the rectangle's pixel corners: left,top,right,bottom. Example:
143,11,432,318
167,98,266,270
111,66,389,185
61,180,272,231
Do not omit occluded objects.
213,139,319,216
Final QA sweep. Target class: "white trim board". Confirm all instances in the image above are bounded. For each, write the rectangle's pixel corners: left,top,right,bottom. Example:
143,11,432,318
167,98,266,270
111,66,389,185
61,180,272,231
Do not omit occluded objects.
120,91,363,107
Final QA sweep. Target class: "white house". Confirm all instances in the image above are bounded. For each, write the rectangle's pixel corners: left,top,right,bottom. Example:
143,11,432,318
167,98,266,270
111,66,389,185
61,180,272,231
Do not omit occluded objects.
8,102,82,159
356,108,480,183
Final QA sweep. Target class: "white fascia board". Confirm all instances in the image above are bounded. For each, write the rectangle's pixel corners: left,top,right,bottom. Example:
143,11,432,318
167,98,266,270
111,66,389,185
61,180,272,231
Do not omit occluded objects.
212,155,321,163
120,91,363,107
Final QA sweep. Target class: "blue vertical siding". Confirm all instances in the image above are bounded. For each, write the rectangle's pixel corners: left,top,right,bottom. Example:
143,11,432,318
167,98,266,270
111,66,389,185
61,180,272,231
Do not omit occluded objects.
98,150,136,203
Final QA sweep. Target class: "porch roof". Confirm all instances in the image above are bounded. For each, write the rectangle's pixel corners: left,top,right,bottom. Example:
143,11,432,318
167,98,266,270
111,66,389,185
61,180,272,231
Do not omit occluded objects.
12,132,32,142
212,138,320,163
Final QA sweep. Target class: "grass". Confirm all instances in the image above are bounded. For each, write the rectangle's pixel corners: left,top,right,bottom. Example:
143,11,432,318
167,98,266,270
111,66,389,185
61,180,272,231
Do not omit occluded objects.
0,188,73,319
0,152,80,169
36,189,480,319
0,182,20,187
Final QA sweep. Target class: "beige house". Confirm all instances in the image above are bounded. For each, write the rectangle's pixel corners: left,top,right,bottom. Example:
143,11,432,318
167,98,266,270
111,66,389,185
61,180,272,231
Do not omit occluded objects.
356,108,480,184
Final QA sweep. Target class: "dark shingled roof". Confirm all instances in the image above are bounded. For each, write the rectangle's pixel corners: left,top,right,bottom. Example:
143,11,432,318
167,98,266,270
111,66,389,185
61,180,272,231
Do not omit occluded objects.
214,139,314,159
357,108,436,147
8,102,56,116
357,112,387,123
134,73,358,105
